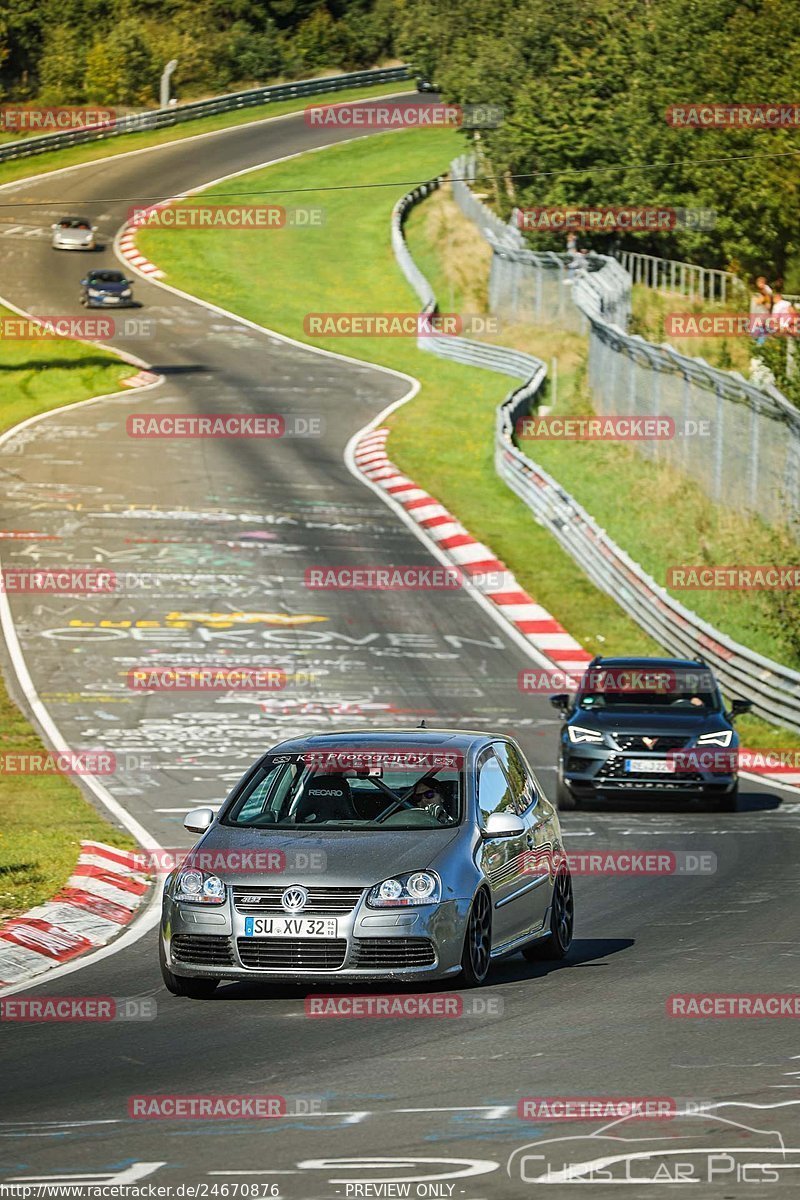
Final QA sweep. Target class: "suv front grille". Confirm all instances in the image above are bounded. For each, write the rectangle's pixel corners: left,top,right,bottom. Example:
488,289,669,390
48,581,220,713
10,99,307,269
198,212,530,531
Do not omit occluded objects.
233,886,364,915
171,934,234,967
613,735,690,752
352,938,436,969
237,937,347,970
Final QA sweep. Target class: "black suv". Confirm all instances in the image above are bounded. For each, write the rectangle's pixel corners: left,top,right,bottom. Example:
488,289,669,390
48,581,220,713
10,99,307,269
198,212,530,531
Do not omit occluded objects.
551,656,752,811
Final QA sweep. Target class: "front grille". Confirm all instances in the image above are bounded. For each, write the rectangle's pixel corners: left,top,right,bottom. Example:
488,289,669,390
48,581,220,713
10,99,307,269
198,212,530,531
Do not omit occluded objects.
352,938,436,969
233,886,364,915
237,937,348,970
171,934,234,967
613,735,690,752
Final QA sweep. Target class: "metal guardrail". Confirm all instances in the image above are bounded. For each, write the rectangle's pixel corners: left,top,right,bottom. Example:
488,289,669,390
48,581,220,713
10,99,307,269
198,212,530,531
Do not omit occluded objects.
392,167,800,733
616,249,748,303
0,66,411,164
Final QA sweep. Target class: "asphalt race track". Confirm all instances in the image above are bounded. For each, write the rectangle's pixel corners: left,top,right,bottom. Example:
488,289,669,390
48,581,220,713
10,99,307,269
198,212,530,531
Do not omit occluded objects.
0,98,799,1198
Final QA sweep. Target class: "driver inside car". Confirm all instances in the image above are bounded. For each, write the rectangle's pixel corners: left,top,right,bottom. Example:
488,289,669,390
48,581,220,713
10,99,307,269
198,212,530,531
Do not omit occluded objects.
410,779,450,822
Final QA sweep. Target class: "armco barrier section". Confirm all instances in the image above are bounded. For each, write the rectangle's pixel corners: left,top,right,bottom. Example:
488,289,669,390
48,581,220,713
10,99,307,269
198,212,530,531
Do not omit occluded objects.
0,66,410,164
392,168,800,733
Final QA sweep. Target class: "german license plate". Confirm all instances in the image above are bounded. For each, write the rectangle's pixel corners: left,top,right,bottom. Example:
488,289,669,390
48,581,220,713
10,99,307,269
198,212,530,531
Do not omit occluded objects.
624,758,676,774
243,916,337,938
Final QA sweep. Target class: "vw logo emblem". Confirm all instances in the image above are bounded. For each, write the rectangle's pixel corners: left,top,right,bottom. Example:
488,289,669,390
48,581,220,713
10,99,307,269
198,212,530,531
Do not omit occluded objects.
281,886,308,913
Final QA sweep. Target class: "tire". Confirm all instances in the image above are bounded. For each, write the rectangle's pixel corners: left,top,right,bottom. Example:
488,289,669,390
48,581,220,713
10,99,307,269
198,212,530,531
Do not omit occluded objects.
459,888,492,987
522,866,574,962
717,783,739,813
556,779,578,811
159,937,219,998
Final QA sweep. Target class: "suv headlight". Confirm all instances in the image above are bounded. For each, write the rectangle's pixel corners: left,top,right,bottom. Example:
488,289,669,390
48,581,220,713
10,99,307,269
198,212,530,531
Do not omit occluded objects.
696,729,733,747
174,868,226,905
367,871,441,907
567,725,604,745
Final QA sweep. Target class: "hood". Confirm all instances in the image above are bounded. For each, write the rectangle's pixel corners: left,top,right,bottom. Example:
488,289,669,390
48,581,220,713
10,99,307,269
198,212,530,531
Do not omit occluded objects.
58,228,93,242
188,823,462,887
571,708,728,736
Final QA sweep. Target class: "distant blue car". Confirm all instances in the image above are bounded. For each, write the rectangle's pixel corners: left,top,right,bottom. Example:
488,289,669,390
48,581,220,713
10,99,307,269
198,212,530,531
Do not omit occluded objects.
80,269,134,308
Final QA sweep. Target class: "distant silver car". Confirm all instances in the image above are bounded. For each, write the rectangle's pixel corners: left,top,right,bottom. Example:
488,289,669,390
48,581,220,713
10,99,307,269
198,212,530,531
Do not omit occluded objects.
159,729,575,997
51,216,97,251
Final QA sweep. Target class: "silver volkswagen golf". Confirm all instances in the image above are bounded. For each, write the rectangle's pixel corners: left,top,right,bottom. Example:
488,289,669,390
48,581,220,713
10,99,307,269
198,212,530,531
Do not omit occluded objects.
159,730,574,997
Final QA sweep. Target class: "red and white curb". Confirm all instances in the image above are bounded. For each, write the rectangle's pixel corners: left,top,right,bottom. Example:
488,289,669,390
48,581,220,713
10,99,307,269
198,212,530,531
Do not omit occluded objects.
122,369,160,388
0,842,151,991
118,209,166,279
352,427,800,792
354,427,593,673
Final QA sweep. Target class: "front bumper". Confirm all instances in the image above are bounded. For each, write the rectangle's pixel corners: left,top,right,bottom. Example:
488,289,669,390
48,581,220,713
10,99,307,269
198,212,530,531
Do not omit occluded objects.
84,294,133,307
53,240,94,250
162,894,470,982
561,743,737,798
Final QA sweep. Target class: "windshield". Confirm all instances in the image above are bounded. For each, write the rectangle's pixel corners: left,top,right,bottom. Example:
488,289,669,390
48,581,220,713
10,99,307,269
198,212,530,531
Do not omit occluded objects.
577,666,721,712
60,218,91,229
88,271,125,284
223,750,463,830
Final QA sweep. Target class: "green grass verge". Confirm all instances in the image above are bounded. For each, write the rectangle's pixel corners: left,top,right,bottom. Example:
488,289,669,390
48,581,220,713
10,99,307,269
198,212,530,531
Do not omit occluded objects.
0,319,137,919
136,128,800,752
0,81,408,189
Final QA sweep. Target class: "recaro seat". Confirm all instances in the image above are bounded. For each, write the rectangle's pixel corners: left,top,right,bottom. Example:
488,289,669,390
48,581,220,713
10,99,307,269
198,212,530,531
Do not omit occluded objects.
294,774,357,823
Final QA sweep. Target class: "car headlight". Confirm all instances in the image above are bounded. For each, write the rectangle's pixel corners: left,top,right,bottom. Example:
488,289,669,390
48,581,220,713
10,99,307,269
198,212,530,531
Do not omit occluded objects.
174,868,226,905
367,871,441,907
88,288,102,297
567,725,605,745
121,289,132,298
696,729,733,747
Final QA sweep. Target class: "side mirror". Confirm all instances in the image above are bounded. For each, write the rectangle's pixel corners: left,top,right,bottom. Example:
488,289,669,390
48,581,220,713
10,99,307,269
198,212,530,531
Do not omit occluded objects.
51,223,57,230
482,811,525,838
183,806,215,834
730,699,753,717
550,693,570,712
80,278,88,286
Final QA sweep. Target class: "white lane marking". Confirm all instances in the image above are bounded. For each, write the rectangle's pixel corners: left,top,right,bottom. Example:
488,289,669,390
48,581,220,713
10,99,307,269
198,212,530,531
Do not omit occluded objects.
6,1164,166,1185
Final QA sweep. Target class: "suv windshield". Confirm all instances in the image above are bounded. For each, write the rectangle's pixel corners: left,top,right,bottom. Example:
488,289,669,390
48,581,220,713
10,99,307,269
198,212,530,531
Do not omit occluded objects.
577,665,722,712
223,751,463,829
